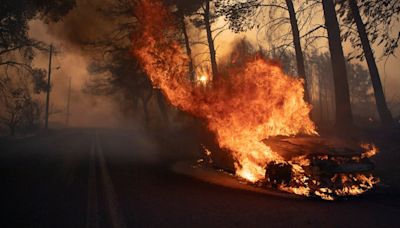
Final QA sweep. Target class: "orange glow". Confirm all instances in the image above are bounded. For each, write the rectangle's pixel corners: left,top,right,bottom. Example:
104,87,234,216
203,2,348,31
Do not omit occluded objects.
360,143,378,159
198,75,208,84
132,0,378,199
133,0,316,183
278,152,380,199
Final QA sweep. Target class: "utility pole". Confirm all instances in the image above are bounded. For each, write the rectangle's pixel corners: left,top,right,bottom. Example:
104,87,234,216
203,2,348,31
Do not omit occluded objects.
65,76,72,126
45,44,53,130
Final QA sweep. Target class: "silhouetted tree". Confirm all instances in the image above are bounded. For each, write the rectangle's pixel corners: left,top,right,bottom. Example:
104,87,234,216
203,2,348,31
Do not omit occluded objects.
203,0,219,79
86,0,170,125
306,50,376,126
321,0,353,128
0,0,76,70
338,0,394,127
338,0,400,60
306,50,334,124
169,0,203,81
0,72,44,135
191,0,221,80
347,62,374,109
177,7,196,80
86,51,153,124
0,1,72,134
218,0,321,102
285,0,308,101
223,38,256,66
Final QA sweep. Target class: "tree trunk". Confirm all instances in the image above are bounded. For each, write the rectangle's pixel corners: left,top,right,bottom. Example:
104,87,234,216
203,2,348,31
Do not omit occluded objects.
348,0,394,126
319,74,324,123
324,77,330,122
203,0,218,80
178,8,195,81
322,0,353,128
285,0,310,102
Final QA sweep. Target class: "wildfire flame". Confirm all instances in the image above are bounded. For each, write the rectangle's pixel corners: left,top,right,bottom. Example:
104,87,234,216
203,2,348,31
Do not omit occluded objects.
360,143,378,159
279,148,380,200
198,74,208,84
132,0,378,199
133,0,316,181
195,68,211,85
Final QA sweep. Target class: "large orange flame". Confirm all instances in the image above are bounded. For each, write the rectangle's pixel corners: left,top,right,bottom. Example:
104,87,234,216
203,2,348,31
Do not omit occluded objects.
132,0,317,182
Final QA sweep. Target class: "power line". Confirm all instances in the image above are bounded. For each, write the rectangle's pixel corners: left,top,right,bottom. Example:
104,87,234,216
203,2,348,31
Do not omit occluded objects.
53,49,73,127
44,44,53,130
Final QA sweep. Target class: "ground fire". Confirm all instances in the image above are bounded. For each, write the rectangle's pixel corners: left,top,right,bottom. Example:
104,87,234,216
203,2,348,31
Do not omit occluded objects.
132,0,379,200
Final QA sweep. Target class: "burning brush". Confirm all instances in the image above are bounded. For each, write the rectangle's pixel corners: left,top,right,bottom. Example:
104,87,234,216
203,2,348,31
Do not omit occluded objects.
132,0,380,200
203,137,379,200
264,139,379,200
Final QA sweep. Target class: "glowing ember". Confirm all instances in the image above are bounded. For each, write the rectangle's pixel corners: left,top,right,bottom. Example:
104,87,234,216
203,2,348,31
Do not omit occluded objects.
198,75,208,84
360,143,378,159
132,0,379,200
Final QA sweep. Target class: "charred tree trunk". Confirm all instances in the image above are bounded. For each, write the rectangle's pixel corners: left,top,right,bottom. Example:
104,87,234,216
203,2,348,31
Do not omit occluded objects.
178,8,195,81
203,0,218,80
285,0,309,102
322,0,353,128
348,0,394,126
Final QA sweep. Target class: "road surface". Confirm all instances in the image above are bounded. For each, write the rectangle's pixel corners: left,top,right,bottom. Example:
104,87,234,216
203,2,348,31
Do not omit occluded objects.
1,128,399,227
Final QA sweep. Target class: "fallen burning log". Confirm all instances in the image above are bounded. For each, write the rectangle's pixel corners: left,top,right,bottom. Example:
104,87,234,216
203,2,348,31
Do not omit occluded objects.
205,136,378,200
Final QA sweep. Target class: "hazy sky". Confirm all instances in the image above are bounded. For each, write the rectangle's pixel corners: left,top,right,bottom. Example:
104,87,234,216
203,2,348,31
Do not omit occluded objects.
208,8,400,103
29,21,128,128
28,0,400,127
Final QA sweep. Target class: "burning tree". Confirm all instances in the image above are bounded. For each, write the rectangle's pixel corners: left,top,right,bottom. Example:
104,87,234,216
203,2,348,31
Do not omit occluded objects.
217,0,321,103
132,0,380,200
133,0,315,182
190,0,221,80
84,0,171,126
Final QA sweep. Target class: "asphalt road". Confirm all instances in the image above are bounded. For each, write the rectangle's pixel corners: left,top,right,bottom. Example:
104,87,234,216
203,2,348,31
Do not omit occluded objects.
1,128,399,228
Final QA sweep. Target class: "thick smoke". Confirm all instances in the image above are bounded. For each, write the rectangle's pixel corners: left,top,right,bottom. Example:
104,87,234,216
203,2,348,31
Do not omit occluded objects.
45,0,113,48
28,0,137,128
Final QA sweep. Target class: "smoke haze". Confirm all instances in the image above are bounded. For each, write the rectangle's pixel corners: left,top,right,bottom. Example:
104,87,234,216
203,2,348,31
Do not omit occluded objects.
27,0,400,129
